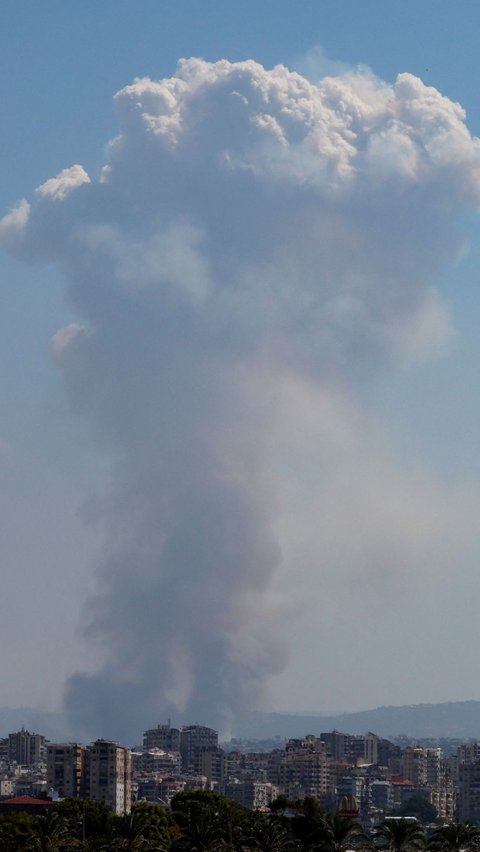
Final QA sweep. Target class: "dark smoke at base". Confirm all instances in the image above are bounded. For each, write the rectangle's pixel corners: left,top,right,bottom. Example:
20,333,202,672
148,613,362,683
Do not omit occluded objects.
64,423,287,742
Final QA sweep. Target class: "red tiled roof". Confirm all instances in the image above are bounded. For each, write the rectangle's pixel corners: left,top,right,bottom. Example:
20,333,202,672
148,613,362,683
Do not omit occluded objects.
0,796,54,806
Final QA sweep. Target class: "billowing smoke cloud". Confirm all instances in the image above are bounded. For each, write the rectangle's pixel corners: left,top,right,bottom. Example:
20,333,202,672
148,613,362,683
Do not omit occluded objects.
2,59,480,740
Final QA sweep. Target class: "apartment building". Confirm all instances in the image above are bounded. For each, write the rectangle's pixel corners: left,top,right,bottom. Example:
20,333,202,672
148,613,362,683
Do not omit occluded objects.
8,730,45,766
194,746,227,786
131,748,180,775
180,725,218,772
458,759,480,822
143,723,181,753
224,779,278,809
369,779,393,812
85,740,132,814
279,748,332,803
46,744,84,798
48,739,131,814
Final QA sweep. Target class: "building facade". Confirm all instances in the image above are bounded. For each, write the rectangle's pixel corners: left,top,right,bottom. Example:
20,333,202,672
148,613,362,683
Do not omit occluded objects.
85,740,132,814
8,730,44,766
46,744,84,799
180,726,218,772
143,723,181,753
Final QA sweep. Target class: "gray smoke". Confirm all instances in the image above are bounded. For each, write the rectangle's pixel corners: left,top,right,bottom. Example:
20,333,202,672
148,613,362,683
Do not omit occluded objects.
2,59,480,740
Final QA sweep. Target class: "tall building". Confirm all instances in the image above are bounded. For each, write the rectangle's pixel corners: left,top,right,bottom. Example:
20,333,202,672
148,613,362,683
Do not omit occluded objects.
364,733,379,765
320,731,347,760
426,748,441,787
402,747,427,786
377,738,402,771
47,744,85,798
85,740,132,814
369,779,394,813
180,726,218,772
194,746,227,786
458,742,480,766
279,748,332,803
143,723,181,753
458,759,480,822
8,730,45,766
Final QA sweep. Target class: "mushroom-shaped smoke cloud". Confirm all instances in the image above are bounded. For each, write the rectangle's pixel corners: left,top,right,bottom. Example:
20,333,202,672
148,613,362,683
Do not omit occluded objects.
2,59,480,740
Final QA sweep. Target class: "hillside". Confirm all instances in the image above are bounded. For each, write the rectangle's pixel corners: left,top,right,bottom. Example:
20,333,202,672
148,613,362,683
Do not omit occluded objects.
234,701,480,741
2,701,480,744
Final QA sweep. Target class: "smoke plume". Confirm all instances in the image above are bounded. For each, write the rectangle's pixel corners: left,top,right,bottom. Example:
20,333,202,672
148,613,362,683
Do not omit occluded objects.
2,59,480,739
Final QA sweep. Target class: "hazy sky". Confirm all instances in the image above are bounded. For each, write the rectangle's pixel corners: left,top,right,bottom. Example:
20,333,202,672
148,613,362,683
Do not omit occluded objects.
2,0,480,735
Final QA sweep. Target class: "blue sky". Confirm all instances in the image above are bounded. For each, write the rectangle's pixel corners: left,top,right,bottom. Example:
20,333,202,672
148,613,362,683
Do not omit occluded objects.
2,1,480,731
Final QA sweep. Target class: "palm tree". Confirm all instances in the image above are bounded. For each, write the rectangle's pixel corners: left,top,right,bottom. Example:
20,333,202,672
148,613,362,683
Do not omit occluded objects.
106,809,171,851
240,813,298,851
26,811,74,852
429,822,480,852
171,801,227,852
0,811,35,851
374,819,426,852
308,812,368,852
170,790,245,852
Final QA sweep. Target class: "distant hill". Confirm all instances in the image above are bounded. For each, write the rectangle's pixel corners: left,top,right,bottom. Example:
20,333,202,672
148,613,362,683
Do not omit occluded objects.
234,701,480,741
1,701,480,744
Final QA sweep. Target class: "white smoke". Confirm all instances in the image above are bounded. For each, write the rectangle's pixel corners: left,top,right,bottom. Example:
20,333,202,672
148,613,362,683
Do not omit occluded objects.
2,58,480,738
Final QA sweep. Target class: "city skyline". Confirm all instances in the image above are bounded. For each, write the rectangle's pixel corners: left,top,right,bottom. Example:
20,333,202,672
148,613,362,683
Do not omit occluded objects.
2,718,480,824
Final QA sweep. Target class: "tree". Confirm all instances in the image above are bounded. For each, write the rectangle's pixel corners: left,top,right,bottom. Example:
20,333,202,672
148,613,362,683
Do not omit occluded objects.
170,790,243,851
240,813,298,852
375,819,426,852
398,797,437,825
107,807,172,851
26,811,73,852
307,812,367,852
429,822,480,852
55,797,113,844
281,797,324,848
270,798,302,815
0,811,36,852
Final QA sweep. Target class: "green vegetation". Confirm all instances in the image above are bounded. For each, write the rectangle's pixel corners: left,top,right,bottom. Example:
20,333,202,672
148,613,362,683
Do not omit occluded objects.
374,818,426,852
429,821,480,852
397,798,438,825
0,795,477,851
